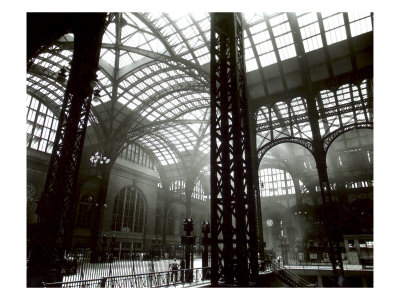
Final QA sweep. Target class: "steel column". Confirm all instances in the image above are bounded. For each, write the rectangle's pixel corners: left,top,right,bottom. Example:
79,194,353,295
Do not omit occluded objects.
288,12,345,285
89,164,112,262
306,92,345,284
249,106,265,260
27,14,107,287
210,13,259,287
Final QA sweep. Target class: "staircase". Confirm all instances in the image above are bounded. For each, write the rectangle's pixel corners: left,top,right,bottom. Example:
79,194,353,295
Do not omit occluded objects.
272,262,318,287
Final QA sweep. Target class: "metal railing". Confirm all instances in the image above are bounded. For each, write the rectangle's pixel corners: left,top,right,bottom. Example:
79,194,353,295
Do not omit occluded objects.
48,248,207,282
43,267,211,288
271,262,318,287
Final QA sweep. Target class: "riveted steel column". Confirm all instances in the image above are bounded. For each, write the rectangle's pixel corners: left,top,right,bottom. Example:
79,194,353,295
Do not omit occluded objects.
288,12,345,286
210,12,259,287
306,93,345,285
27,13,108,286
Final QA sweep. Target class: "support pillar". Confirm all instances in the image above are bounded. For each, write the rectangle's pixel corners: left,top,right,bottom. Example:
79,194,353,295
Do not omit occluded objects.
210,12,259,286
201,221,211,279
89,163,112,262
317,274,324,287
315,151,345,284
185,177,196,218
27,14,107,287
249,105,265,261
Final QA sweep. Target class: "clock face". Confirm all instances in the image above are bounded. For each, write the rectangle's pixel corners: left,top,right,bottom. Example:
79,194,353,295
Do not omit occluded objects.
266,219,273,227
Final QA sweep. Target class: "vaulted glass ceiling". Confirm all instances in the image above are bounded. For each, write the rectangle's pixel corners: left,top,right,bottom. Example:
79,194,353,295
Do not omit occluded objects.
26,12,373,169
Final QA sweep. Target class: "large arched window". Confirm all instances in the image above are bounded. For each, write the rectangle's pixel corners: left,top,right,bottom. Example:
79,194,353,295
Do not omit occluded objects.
258,167,296,197
111,186,146,233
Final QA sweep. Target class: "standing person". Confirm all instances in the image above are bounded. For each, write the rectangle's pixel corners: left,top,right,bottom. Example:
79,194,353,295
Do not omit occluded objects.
169,258,179,283
180,258,186,282
266,255,272,270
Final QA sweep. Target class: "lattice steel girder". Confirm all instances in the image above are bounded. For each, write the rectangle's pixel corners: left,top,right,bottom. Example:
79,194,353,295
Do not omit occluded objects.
210,13,259,287
29,14,107,282
256,97,372,133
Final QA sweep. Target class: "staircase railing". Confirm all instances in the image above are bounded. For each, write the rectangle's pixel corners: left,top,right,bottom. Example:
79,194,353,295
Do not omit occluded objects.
271,262,318,287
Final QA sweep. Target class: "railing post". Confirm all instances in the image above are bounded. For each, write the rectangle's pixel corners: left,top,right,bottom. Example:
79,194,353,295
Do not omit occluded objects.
100,277,106,287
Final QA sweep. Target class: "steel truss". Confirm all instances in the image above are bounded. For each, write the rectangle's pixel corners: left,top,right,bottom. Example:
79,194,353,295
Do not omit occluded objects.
210,13,259,287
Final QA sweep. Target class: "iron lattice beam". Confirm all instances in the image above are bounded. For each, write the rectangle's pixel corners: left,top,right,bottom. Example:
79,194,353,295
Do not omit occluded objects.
210,13,259,287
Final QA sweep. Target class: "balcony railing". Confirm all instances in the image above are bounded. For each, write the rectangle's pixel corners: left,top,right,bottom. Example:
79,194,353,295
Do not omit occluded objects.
43,267,211,288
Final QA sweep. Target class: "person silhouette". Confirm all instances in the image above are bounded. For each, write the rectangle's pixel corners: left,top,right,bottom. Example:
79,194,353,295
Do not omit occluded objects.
169,258,179,282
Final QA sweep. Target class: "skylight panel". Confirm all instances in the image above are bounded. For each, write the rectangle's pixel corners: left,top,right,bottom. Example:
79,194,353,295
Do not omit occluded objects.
121,24,136,43
249,21,268,35
303,35,323,52
348,12,372,37
245,47,255,59
148,38,165,52
297,13,318,27
118,97,128,105
256,40,274,55
161,24,175,37
119,52,135,68
246,58,258,72
197,18,210,32
279,44,297,60
325,26,347,45
275,33,293,48
182,25,199,39
243,13,264,25
269,13,288,27
103,23,116,44
153,15,167,28
323,13,344,30
272,22,290,37
300,22,320,39
194,46,208,57
257,106,269,123
167,12,188,22
100,49,115,67
323,13,347,45
252,31,270,44
190,12,208,22
146,114,157,122
175,16,191,29
182,53,193,61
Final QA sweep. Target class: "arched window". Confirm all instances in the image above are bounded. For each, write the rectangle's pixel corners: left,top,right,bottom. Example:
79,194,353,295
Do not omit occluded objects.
258,167,295,197
111,186,146,233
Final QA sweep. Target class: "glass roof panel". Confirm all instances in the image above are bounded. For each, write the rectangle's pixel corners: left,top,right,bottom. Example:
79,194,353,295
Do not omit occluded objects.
322,13,347,45
138,134,180,166
103,22,116,44
348,12,373,37
27,12,372,170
